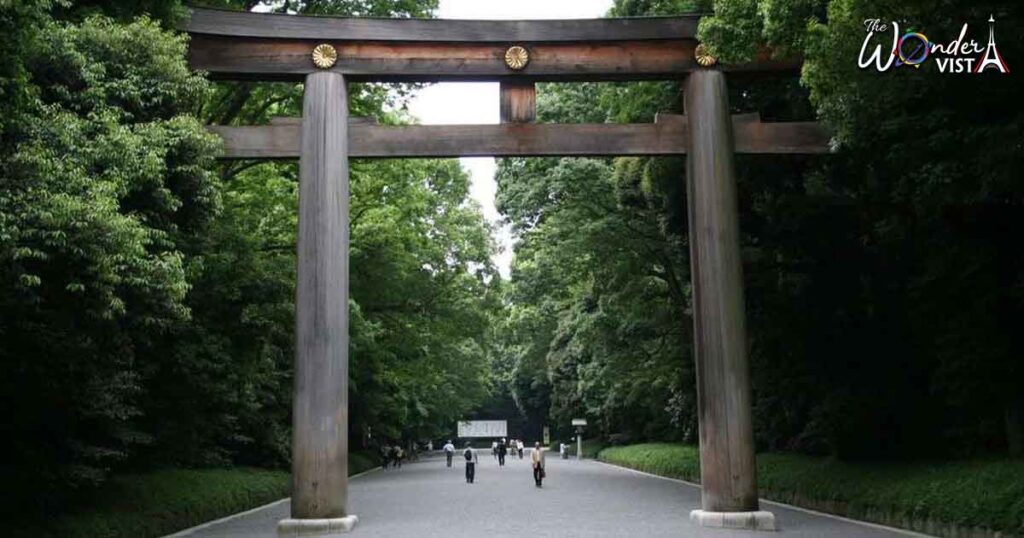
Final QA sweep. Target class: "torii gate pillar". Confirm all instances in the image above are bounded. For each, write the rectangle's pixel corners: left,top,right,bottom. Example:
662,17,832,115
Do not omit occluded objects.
279,71,358,536
685,69,775,531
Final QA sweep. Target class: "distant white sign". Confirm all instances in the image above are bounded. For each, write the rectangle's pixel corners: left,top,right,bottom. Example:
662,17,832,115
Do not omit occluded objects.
458,420,507,438
571,418,588,427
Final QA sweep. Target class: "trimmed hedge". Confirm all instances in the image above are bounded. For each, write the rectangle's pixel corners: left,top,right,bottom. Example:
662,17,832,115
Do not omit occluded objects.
598,443,1024,537
599,443,701,481
14,451,381,538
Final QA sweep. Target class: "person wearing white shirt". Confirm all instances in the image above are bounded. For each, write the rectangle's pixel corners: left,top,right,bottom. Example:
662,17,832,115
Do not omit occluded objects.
443,440,455,467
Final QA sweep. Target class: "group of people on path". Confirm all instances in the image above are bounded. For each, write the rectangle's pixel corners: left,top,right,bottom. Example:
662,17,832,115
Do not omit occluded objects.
491,438,524,465
443,438,546,487
379,443,411,470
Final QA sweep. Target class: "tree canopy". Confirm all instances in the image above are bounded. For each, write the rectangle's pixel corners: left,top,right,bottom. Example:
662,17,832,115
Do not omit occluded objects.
1,0,502,516
496,0,1024,459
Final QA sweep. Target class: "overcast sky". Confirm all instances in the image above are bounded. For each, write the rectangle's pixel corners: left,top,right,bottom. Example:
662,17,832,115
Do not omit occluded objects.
407,0,615,279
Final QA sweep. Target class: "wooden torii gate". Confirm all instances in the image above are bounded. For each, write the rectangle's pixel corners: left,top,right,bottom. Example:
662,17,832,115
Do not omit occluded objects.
184,7,829,536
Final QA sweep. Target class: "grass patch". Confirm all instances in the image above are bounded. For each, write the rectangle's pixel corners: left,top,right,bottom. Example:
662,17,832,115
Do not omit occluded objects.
564,438,607,459
13,451,381,538
11,467,289,538
757,453,1024,535
349,450,378,476
598,443,1024,536
599,443,701,481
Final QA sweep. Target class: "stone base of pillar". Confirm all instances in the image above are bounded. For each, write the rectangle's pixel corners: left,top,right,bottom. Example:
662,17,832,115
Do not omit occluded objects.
278,515,359,536
690,510,776,531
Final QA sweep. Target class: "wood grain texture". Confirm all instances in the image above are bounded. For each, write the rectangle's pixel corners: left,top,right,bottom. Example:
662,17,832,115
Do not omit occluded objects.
734,120,831,153
500,81,536,123
355,123,689,157
208,118,830,158
684,70,760,513
183,7,699,42
291,71,351,520
655,113,831,154
187,36,700,82
212,123,685,158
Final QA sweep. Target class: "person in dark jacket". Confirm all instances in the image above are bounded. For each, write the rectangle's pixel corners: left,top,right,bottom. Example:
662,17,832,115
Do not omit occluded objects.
497,437,507,466
463,443,479,483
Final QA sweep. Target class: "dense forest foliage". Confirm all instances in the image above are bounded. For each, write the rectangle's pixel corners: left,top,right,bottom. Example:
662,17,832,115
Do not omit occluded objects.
498,0,1024,460
1,0,1022,523
1,0,502,515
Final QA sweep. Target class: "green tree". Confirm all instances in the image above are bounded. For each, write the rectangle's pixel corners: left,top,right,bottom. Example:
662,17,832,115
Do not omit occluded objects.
2,0,503,519
496,82,694,443
699,0,1024,457
0,13,218,509
497,0,1023,460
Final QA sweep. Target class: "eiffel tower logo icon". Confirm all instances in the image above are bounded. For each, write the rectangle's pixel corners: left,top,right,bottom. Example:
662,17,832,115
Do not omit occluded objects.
975,15,1010,73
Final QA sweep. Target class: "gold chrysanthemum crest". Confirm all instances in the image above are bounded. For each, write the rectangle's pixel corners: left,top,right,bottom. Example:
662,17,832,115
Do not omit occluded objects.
312,43,338,69
504,45,530,70
694,44,717,67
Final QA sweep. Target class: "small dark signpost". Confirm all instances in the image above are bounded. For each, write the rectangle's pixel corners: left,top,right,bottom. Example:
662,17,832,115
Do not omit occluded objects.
183,7,829,535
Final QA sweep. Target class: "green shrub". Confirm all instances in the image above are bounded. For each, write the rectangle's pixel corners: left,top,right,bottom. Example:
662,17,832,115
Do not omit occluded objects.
11,468,289,538
756,454,1024,535
349,450,379,475
598,444,1024,536
13,454,381,538
598,443,701,481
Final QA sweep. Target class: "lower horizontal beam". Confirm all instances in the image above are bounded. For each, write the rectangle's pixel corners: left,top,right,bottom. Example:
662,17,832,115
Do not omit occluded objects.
358,123,691,157
210,117,830,159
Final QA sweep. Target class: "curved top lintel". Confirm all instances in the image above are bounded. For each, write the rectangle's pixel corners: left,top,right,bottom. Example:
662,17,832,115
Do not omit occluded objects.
181,6,700,43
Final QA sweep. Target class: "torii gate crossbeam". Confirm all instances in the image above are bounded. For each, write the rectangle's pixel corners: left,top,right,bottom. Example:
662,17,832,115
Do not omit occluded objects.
183,7,829,535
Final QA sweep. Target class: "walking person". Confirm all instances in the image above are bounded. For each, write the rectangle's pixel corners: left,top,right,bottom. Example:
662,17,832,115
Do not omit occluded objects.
531,442,546,487
463,442,479,483
393,445,404,469
497,437,507,466
518,439,524,459
380,443,391,470
443,439,455,467
491,440,498,460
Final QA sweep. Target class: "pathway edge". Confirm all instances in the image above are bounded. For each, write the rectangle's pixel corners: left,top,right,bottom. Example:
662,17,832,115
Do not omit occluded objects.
591,459,935,538
162,467,382,538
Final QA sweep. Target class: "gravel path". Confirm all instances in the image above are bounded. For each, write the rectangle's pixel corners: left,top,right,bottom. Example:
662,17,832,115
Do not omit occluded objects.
171,454,928,538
